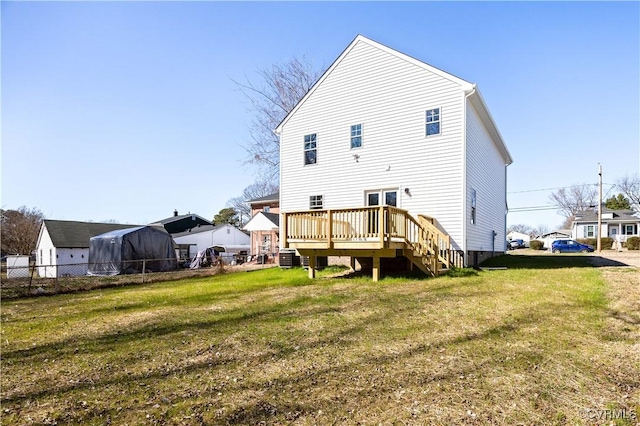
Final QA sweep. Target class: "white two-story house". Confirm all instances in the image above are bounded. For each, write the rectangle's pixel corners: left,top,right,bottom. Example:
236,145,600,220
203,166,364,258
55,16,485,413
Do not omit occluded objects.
277,35,512,279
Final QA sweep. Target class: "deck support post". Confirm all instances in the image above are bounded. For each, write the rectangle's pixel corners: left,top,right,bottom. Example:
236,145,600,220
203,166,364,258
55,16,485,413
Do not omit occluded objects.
350,256,356,272
407,257,413,271
372,256,380,282
308,255,316,279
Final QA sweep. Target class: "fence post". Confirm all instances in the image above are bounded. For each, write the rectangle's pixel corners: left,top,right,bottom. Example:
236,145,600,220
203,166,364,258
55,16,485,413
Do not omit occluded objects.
142,259,146,283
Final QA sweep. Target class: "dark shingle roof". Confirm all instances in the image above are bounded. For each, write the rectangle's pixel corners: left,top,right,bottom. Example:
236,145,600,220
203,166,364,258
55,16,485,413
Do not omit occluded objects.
262,212,280,227
42,220,143,248
573,208,639,223
150,213,211,225
247,192,279,204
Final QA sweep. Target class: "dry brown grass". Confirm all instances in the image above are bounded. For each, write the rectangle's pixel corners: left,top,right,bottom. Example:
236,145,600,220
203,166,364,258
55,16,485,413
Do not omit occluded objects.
1,259,638,425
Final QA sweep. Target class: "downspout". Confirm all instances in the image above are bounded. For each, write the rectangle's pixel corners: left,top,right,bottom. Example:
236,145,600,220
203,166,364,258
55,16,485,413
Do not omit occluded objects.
462,85,477,267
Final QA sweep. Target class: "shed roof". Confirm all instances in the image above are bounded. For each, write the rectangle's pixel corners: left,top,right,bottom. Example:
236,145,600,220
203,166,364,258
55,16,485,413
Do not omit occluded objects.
42,220,143,248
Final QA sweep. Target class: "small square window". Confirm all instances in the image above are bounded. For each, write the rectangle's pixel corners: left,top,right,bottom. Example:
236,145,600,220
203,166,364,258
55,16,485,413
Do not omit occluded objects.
304,133,317,165
350,124,362,149
426,108,441,136
310,195,323,210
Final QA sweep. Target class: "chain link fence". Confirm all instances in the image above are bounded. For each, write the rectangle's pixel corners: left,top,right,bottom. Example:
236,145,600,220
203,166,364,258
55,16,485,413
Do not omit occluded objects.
1,257,227,299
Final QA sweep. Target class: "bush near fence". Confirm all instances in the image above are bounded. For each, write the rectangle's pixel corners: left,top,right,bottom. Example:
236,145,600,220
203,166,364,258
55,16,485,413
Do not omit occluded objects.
0,258,227,299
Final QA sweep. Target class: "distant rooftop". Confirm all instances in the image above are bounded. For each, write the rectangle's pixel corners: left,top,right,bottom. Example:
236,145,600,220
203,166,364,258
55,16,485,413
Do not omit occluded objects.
247,192,279,204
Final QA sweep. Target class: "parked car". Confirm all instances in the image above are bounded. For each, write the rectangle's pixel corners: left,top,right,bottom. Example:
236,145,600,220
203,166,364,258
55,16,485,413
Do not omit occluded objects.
551,239,594,253
507,239,525,250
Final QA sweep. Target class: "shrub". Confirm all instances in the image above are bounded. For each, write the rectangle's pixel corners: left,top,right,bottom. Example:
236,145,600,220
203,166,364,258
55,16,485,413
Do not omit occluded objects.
600,237,613,250
577,238,614,249
626,237,640,250
577,238,597,247
529,240,544,250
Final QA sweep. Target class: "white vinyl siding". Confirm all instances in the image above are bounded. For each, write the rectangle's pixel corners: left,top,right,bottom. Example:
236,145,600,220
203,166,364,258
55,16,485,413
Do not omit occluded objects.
280,39,465,248
465,101,507,252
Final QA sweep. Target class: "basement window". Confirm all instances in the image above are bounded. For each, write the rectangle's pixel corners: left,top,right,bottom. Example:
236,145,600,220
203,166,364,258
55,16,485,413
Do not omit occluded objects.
426,108,441,136
309,195,324,210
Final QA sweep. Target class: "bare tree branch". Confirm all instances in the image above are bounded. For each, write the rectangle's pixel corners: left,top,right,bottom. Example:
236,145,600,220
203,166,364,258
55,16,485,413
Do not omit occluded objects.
227,181,279,226
615,174,640,211
1,206,45,255
549,184,598,219
233,56,323,182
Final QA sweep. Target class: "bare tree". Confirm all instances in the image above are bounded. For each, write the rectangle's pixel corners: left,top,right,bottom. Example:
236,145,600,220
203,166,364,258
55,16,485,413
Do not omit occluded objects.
508,224,533,235
615,174,640,210
531,224,550,237
1,206,45,255
234,56,323,182
227,181,279,226
549,184,598,220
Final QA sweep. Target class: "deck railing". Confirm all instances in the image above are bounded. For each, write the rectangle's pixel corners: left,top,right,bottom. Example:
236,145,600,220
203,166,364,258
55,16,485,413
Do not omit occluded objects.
282,206,462,271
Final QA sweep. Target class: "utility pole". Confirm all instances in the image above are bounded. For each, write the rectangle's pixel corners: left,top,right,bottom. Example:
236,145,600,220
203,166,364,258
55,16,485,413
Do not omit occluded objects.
597,164,602,253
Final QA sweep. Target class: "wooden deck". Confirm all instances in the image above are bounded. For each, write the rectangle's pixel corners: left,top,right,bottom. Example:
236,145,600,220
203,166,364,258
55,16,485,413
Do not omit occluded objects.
282,206,463,281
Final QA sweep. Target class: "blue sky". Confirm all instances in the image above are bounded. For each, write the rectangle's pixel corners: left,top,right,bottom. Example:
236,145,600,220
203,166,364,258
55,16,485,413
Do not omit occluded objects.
2,1,638,229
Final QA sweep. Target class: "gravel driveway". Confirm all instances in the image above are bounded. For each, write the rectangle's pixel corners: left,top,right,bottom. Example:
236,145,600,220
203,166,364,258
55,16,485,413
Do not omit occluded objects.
587,250,640,268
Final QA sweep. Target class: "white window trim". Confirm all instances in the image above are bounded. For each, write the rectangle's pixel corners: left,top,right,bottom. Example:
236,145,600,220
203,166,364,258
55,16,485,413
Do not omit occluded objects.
309,194,324,210
425,107,442,137
350,123,363,150
365,188,400,208
303,133,317,166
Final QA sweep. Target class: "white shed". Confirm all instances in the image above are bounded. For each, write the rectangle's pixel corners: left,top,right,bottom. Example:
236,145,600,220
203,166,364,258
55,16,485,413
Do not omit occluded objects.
172,224,251,258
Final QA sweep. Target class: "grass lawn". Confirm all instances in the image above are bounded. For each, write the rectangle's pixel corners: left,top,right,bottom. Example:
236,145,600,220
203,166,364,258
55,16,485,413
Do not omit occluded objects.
1,255,638,425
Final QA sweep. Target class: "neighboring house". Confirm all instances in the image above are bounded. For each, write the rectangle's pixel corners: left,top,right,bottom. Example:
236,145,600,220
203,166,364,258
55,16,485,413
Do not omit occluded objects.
535,230,571,249
150,210,212,234
571,208,640,242
35,220,142,277
506,231,530,247
172,224,250,259
243,192,280,257
277,35,512,279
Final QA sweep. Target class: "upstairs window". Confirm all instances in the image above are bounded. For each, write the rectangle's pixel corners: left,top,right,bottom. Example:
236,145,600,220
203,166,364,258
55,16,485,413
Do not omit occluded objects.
350,124,362,149
304,133,317,165
263,206,270,213
309,195,323,210
426,108,441,136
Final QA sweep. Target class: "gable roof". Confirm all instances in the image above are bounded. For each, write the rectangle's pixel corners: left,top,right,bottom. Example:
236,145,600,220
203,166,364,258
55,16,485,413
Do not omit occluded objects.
247,192,279,204
573,208,639,223
172,223,249,239
243,211,280,232
274,34,512,165
41,220,143,248
150,213,211,226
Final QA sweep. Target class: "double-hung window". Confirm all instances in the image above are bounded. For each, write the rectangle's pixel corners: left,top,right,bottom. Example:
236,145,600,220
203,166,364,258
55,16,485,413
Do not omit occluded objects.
350,124,362,149
584,225,596,238
304,133,317,165
426,108,441,136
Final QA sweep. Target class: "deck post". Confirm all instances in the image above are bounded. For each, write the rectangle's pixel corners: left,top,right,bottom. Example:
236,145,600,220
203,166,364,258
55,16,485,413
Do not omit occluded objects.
327,210,332,248
372,256,380,282
350,256,356,272
308,255,316,279
379,206,385,248
281,213,288,248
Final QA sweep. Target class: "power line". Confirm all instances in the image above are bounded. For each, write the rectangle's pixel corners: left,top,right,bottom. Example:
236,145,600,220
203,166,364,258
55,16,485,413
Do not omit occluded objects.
508,182,615,194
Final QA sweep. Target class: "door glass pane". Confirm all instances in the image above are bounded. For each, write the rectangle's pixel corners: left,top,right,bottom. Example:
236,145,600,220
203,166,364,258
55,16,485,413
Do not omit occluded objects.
367,193,379,206
385,191,397,207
